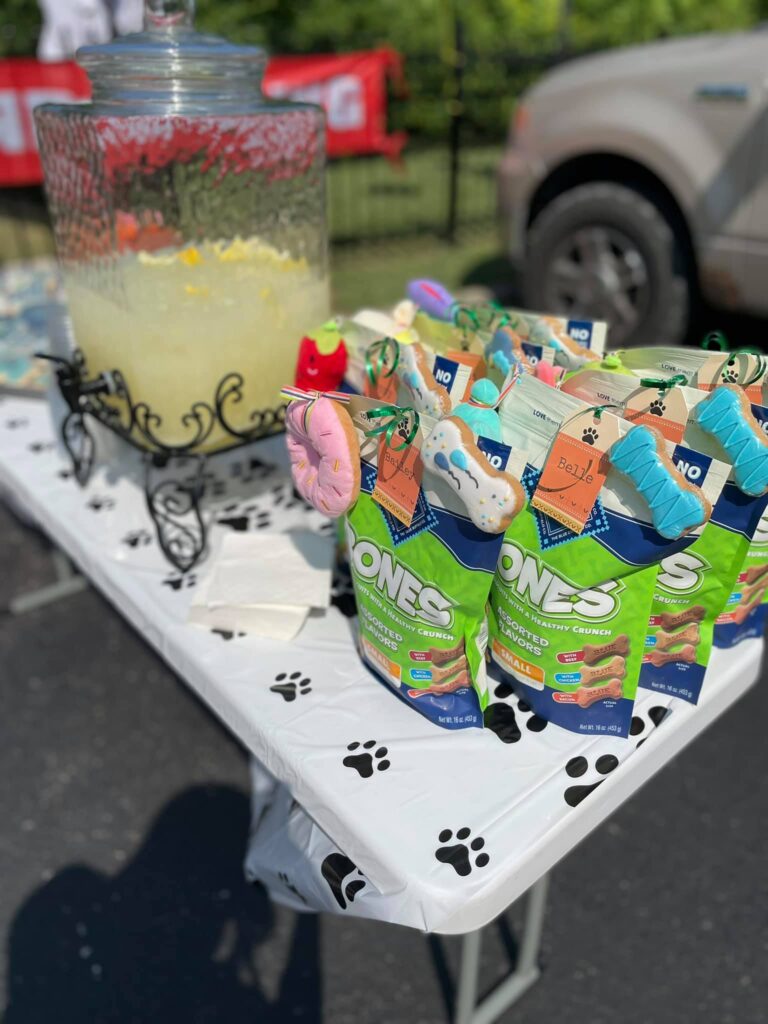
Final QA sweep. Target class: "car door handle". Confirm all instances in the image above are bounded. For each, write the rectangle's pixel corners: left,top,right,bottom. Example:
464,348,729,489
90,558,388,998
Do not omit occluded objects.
694,83,749,101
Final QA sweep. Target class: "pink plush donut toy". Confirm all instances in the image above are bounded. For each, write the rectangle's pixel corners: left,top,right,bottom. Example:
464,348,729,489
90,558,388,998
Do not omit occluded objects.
286,397,361,516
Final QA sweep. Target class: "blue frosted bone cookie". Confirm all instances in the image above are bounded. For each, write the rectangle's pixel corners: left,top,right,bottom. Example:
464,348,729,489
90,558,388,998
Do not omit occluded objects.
396,341,451,418
452,379,503,442
609,425,710,540
693,383,768,497
421,416,524,533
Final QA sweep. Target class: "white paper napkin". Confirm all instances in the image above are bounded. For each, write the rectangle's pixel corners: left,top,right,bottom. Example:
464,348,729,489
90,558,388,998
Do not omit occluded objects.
188,531,333,641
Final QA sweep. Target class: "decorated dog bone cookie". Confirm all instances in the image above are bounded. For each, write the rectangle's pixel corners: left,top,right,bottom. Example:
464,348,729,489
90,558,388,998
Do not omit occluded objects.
648,644,696,667
655,622,700,651
285,397,360,517
431,656,469,685
582,635,630,665
693,384,768,496
429,639,466,665
408,669,470,698
486,324,532,377
658,605,706,630
743,562,768,585
580,655,626,685
609,424,710,539
733,591,766,624
576,678,623,708
396,342,452,418
422,416,525,533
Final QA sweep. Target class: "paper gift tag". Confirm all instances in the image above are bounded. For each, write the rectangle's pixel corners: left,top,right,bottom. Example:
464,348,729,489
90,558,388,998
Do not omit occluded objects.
696,352,764,402
372,433,423,527
363,337,399,403
531,409,621,534
624,386,687,444
432,355,472,408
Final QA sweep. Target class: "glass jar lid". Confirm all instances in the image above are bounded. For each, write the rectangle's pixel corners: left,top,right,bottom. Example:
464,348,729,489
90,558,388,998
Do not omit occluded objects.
78,0,267,92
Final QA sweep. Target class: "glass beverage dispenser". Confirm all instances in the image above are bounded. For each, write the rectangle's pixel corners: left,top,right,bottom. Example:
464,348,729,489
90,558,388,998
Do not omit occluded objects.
34,0,329,453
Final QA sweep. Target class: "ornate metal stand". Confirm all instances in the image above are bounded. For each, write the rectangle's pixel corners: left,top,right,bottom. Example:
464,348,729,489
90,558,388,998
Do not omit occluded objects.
40,349,287,573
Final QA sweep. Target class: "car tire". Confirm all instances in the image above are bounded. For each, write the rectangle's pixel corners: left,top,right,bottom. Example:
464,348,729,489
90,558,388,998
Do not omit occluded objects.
523,181,691,348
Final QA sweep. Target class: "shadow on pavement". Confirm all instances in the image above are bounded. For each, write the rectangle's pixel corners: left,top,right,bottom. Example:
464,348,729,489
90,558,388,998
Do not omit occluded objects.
4,785,321,1024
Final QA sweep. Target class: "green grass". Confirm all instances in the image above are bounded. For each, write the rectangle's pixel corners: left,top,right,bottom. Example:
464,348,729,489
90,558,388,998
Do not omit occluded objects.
327,145,502,241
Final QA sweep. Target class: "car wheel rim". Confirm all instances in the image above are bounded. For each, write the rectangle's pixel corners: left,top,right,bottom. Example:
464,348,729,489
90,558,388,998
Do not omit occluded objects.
542,225,650,343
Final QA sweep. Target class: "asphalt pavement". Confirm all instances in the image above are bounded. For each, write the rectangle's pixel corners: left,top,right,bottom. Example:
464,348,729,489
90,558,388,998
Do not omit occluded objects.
1,499,766,1024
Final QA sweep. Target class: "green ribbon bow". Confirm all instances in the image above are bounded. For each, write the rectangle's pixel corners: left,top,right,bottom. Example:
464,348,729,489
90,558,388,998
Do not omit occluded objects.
639,373,688,393
365,336,399,388
364,404,420,451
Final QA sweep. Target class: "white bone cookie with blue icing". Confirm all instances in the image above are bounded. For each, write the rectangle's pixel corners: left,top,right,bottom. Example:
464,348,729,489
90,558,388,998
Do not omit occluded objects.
396,342,451,418
422,416,525,533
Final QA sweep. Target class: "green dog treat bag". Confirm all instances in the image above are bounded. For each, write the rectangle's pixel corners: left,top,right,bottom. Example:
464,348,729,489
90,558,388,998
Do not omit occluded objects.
344,397,522,730
487,377,728,736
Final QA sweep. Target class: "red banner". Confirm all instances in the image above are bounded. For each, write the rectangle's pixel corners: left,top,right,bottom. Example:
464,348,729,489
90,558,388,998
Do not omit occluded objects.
0,49,406,187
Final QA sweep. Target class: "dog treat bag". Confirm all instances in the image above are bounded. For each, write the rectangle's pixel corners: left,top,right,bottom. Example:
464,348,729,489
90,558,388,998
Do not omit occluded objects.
343,397,525,729
562,369,768,667
487,376,726,736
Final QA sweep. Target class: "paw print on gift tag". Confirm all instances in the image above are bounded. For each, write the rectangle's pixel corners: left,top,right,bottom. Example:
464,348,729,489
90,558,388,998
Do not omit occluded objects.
649,398,666,417
582,427,598,446
270,670,312,702
721,365,739,384
435,828,489,877
343,740,390,778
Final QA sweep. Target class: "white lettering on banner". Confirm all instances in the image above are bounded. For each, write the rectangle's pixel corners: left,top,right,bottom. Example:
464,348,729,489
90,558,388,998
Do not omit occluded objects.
267,74,365,131
0,92,24,154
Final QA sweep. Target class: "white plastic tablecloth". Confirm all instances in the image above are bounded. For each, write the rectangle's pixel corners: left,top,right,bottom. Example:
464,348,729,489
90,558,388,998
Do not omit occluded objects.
0,394,761,934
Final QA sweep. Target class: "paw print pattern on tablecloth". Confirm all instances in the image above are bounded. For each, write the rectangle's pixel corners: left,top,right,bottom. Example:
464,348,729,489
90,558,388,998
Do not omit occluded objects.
162,572,197,592
278,871,308,905
270,671,312,702
563,754,619,807
28,440,56,453
87,496,115,512
211,628,247,641
320,853,366,909
435,828,489,877
582,427,598,446
630,703,671,748
343,740,390,778
5,417,29,430
122,529,152,549
483,681,548,744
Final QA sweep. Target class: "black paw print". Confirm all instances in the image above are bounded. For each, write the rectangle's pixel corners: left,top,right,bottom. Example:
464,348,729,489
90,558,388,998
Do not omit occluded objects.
722,365,739,384
211,628,247,641
331,565,357,619
58,467,74,480
5,417,29,429
270,671,312,702
122,529,152,549
483,682,548,743
563,753,619,807
320,853,366,909
87,496,115,512
28,440,55,453
582,427,598,446
162,572,197,592
435,828,489,877
218,513,249,531
271,483,301,511
649,398,665,417
630,704,671,748
278,871,307,905
343,740,390,778
253,510,272,529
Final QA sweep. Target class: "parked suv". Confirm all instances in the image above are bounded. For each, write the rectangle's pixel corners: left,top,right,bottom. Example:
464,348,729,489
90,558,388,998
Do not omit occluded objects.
499,29,768,346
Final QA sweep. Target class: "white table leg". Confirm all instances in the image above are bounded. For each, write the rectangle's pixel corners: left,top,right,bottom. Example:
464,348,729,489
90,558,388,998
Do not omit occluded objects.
8,547,87,614
454,873,549,1024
